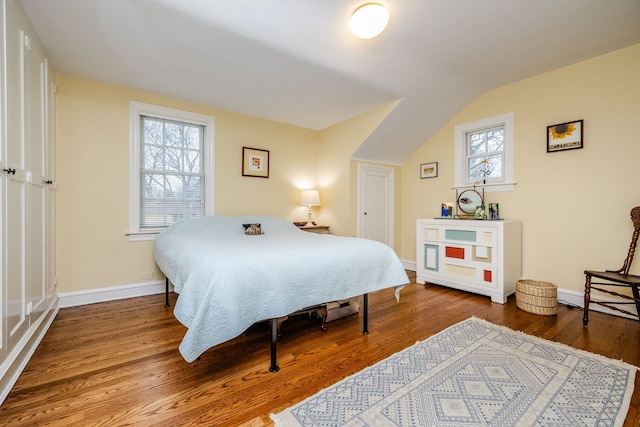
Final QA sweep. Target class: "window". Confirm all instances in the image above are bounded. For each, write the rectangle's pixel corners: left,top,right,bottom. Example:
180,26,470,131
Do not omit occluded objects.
129,102,214,241
454,112,514,192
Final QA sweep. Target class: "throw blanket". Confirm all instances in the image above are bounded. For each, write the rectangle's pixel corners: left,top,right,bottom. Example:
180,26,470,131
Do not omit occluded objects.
154,215,409,362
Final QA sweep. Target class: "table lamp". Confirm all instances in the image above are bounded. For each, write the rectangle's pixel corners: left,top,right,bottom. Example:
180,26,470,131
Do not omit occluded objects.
300,190,320,228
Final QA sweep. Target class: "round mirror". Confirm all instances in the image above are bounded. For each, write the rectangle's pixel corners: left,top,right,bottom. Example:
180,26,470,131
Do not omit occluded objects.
457,189,483,215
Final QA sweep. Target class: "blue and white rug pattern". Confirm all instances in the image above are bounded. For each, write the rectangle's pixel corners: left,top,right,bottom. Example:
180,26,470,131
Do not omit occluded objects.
272,317,637,426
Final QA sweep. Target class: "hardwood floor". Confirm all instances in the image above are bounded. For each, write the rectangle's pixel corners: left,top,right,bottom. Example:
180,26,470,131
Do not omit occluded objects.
1,272,639,426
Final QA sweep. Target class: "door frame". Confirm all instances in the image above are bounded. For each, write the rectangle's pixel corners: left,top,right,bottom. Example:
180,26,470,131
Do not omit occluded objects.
357,163,395,247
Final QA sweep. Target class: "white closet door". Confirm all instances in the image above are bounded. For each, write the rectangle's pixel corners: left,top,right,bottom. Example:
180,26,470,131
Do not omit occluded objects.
4,18,29,349
45,62,56,300
0,1,57,400
25,33,48,322
0,0,6,364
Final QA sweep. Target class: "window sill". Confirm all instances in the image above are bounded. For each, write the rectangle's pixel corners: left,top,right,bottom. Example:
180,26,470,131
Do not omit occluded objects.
127,231,161,242
453,181,517,193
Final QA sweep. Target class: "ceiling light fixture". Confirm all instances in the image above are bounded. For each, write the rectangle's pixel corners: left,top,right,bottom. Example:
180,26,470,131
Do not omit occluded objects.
349,3,389,39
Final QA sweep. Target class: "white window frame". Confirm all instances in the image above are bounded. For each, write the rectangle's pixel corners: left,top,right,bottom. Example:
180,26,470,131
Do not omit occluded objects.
128,101,215,241
454,112,515,192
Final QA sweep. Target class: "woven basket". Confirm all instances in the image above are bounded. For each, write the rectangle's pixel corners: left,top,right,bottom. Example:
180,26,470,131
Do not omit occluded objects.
516,279,558,315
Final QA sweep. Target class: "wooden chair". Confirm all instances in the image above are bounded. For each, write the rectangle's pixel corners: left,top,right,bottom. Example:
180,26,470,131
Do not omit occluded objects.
583,206,640,325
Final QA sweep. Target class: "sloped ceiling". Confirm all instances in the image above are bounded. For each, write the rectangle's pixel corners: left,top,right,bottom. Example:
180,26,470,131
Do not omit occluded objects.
19,0,640,164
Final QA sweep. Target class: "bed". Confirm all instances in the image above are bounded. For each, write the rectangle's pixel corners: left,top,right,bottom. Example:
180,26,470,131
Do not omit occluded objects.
153,215,409,371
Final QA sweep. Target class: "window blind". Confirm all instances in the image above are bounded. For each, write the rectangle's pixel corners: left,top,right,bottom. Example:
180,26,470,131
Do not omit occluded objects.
139,115,205,229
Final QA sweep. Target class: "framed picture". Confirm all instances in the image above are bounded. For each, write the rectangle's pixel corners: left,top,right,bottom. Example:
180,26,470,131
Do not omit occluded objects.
420,162,438,179
242,147,270,178
547,119,583,152
441,202,453,217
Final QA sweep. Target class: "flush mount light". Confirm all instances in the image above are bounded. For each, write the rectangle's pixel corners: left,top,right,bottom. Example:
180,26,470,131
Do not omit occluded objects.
349,3,389,39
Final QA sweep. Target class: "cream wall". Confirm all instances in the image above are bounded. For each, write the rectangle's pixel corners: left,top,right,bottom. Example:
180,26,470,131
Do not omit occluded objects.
56,74,318,293
317,100,401,238
401,44,640,294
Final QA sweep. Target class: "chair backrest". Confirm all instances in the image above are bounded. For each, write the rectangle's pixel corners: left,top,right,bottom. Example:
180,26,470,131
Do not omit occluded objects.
620,206,640,275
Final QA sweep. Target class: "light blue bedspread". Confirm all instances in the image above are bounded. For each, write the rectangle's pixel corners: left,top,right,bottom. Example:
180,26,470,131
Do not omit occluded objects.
153,215,409,362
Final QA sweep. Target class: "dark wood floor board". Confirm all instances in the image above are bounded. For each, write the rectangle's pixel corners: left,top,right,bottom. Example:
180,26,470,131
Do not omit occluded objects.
1,276,638,426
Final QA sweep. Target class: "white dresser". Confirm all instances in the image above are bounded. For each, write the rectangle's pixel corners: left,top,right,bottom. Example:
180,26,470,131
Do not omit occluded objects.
416,219,521,303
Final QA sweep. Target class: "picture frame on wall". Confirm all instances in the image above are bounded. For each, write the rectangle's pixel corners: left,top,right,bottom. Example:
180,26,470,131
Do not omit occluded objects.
420,162,438,179
547,119,583,152
242,147,270,178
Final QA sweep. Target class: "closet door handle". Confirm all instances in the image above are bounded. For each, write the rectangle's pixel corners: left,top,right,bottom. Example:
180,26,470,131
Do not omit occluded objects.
3,168,16,175
45,180,53,184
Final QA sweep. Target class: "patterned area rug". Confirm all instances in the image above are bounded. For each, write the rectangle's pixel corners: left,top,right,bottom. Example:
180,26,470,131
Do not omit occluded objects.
272,317,637,426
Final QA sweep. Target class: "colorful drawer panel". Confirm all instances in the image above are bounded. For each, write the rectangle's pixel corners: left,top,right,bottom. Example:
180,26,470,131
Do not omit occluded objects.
444,229,476,242
444,263,476,278
445,246,465,259
423,244,439,271
422,228,439,242
484,270,492,282
482,231,494,245
472,246,492,263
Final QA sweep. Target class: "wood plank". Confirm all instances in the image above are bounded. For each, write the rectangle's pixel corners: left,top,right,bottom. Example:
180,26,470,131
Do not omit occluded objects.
1,273,638,426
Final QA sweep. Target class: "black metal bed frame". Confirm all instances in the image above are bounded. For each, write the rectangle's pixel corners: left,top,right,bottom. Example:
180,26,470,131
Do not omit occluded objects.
164,278,369,372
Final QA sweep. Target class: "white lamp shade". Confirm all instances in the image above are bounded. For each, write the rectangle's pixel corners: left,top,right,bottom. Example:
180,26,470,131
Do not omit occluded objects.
349,3,389,39
300,189,320,206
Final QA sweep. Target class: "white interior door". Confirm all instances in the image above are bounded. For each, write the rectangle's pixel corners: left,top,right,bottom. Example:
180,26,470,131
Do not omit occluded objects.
358,164,394,247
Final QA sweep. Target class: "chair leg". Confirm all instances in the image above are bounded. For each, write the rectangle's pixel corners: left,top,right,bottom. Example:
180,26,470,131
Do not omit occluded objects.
583,274,591,326
633,285,640,319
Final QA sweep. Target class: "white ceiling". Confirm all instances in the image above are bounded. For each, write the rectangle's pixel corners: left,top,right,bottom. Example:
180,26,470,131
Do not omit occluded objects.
19,0,640,165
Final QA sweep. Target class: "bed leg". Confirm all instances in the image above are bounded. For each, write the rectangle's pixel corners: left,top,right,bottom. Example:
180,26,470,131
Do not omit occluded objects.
269,317,280,373
363,293,369,335
164,278,170,308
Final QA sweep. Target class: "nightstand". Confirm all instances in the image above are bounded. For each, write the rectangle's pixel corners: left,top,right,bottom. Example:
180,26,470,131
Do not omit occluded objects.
294,222,331,234
300,225,330,234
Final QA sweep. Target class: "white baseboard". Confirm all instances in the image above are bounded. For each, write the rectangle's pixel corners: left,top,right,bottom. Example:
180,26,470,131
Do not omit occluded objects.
58,280,171,308
401,260,416,271
557,287,639,320
0,296,59,404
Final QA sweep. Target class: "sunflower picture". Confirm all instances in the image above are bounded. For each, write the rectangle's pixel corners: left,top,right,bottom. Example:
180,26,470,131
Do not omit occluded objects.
549,122,576,140
547,119,583,152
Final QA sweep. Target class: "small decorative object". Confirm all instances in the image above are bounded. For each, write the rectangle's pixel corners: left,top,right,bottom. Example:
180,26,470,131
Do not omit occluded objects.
456,188,483,218
242,223,264,235
242,147,270,178
488,203,500,219
420,162,438,179
474,205,485,219
547,119,583,152
441,202,453,217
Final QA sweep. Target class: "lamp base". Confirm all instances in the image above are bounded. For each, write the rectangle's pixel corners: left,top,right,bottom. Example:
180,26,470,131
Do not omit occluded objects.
302,207,315,228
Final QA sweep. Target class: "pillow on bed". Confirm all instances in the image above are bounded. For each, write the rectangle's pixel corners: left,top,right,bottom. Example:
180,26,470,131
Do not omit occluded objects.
242,223,264,235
